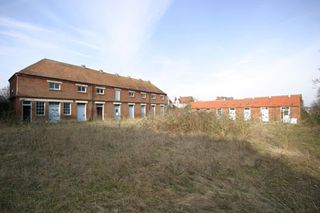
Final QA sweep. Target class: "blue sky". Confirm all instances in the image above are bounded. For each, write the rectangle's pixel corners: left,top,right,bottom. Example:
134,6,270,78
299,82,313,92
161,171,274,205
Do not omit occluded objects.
0,0,319,105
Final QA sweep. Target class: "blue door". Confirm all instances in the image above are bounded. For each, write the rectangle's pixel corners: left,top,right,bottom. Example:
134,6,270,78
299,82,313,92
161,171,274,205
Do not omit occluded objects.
114,104,121,120
49,102,60,123
77,103,86,121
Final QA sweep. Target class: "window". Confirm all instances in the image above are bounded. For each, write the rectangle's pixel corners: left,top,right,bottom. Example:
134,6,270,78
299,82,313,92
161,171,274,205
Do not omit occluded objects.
77,85,87,93
151,94,156,100
206,108,211,112
36,102,45,116
160,95,165,101
141,92,146,99
129,91,135,97
64,103,71,115
96,87,105,94
48,82,61,90
229,108,236,120
115,89,121,101
216,108,223,116
243,108,251,121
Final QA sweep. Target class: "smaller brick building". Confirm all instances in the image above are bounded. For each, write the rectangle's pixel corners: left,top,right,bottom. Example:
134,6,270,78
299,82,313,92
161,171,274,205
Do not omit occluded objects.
9,59,167,122
190,95,302,123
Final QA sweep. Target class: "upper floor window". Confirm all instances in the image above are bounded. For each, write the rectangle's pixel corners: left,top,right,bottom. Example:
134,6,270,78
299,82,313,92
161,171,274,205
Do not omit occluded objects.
128,91,135,97
96,87,105,95
160,95,165,101
115,89,121,101
151,94,156,100
36,102,45,116
76,84,87,93
48,81,61,91
141,92,146,99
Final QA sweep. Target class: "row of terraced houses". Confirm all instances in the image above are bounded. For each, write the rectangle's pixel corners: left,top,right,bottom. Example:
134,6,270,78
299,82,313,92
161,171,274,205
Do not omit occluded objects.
8,59,303,123
190,95,302,124
9,59,167,122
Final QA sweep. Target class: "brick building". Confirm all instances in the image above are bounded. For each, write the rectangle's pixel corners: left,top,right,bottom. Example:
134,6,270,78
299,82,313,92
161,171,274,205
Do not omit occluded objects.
190,95,302,123
9,59,167,122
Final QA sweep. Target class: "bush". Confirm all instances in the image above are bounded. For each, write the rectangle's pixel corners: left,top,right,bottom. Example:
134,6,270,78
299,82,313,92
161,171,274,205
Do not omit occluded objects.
140,110,253,140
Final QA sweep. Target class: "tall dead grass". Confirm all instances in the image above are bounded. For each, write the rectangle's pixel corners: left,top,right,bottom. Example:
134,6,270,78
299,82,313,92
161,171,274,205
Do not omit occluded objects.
140,110,252,140
0,116,319,212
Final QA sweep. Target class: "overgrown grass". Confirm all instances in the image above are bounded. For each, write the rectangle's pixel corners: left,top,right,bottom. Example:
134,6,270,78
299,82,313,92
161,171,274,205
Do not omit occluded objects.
0,112,319,212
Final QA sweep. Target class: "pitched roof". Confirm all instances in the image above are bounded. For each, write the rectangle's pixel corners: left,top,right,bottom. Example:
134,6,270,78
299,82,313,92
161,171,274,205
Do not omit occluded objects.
191,95,302,109
15,59,166,94
179,96,194,103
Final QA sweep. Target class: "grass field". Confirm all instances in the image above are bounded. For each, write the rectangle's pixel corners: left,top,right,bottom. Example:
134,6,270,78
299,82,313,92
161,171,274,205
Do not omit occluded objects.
1,112,320,212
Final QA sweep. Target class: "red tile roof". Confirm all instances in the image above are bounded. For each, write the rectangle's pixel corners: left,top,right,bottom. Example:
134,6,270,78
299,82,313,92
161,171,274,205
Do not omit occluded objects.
15,59,166,94
191,95,302,109
179,96,194,103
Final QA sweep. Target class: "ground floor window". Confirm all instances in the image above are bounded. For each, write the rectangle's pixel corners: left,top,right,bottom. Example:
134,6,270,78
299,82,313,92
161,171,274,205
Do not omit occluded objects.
36,101,45,116
64,103,71,115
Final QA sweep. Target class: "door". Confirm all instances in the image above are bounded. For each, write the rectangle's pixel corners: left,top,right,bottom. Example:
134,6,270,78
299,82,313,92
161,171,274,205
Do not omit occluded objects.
128,105,134,119
77,103,86,121
96,104,103,120
151,105,156,116
229,108,236,120
281,107,290,123
114,104,121,120
141,105,146,117
261,107,269,122
22,101,31,122
49,102,60,123
243,108,251,121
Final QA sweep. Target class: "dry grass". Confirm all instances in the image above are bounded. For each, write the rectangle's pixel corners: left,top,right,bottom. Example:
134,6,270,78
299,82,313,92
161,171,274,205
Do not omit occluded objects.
0,113,320,212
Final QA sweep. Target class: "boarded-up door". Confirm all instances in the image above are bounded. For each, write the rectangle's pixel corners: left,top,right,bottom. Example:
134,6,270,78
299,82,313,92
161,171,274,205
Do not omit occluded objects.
261,107,269,122
244,108,251,121
49,102,60,123
128,105,134,119
77,103,86,121
114,104,121,120
141,105,146,117
229,108,236,120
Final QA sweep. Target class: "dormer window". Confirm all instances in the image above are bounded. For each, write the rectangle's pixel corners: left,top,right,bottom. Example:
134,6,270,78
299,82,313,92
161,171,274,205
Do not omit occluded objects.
129,91,135,97
48,80,61,91
96,87,105,95
141,92,146,99
76,84,87,93
151,94,156,100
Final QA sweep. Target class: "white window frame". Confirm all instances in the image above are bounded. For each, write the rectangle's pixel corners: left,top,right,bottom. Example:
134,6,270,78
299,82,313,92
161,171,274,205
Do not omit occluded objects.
141,92,146,99
243,107,251,121
35,101,45,116
151,94,156,100
280,106,291,123
96,87,105,95
216,108,223,116
115,88,121,101
229,108,236,120
128,90,135,98
160,95,165,101
63,102,72,116
76,84,88,93
48,80,61,91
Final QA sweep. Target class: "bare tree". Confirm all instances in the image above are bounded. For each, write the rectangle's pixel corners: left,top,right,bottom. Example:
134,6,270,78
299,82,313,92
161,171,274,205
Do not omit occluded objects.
0,85,10,103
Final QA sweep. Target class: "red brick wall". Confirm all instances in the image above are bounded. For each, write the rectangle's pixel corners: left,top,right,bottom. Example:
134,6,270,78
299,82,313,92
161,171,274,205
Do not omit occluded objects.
11,74,167,121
